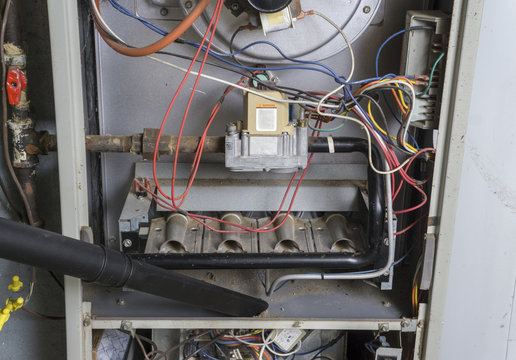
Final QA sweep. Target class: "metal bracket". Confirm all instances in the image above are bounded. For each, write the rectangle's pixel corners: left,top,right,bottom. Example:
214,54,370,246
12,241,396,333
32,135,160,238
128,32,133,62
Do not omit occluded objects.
378,322,389,332
420,233,436,290
120,321,133,332
80,226,94,244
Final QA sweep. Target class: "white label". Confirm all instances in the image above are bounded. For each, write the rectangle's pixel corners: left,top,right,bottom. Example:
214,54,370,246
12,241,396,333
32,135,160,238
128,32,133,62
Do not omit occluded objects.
256,107,277,131
273,329,304,352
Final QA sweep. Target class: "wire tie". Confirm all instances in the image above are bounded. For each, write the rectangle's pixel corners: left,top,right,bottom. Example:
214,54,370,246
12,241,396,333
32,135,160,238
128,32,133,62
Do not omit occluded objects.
327,136,335,153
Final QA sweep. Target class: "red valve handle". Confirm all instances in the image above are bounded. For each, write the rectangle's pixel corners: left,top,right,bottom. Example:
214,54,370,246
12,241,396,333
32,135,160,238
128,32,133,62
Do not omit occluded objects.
6,67,27,106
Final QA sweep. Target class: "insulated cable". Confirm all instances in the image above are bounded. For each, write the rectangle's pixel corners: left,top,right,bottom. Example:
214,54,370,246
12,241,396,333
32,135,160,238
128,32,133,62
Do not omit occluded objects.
92,0,210,56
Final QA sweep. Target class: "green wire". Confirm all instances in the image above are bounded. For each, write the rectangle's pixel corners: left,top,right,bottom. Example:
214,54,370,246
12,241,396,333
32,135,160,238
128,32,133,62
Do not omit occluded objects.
308,119,347,133
420,52,446,96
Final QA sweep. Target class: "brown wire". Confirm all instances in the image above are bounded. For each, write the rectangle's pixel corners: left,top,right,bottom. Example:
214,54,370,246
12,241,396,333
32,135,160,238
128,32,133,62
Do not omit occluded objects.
0,0,35,225
93,0,211,57
21,307,65,320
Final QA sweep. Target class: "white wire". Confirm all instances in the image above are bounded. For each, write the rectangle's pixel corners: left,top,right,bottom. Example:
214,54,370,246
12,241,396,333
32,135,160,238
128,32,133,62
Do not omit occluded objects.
356,79,417,153
266,166,394,294
90,2,341,109
147,55,340,109
314,79,426,175
310,10,355,81
258,331,276,360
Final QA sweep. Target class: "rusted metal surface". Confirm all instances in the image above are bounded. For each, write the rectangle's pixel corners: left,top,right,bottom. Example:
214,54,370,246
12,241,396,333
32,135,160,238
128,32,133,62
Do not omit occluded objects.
81,131,328,158
83,132,226,158
85,134,132,153
15,168,42,227
7,118,54,167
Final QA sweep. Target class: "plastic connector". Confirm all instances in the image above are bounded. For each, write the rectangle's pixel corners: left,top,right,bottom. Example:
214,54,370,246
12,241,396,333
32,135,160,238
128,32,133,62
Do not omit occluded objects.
7,297,24,311
0,306,12,332
7,276,23,292
0,297,24,332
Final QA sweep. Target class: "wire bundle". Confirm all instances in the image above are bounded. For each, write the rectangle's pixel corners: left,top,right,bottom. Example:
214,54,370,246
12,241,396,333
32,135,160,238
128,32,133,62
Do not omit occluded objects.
91,1,444,301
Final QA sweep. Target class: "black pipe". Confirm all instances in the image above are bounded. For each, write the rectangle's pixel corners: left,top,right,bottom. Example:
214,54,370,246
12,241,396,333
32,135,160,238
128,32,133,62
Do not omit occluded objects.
132,137,386,270
0,218,268,317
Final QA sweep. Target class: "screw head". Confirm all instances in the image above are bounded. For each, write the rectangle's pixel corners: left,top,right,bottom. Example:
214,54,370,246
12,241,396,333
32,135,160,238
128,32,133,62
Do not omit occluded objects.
363,6,371,14
160,7,168,16
185,0,193,9
116,298,125,306
401,320,410,328
231,2,239,11
122,239,133,248
383,237,389,245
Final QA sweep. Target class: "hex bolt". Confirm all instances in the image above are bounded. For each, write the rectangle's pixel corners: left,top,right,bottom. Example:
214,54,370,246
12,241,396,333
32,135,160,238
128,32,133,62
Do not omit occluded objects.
122,238,133,248
184,1,193,9
363,6,371,14
160,7,168,16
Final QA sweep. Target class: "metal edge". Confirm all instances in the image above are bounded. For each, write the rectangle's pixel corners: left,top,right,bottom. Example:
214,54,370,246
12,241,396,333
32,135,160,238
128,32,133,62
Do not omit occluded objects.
423,0,485,358
47,1,90,359
91,318,418,332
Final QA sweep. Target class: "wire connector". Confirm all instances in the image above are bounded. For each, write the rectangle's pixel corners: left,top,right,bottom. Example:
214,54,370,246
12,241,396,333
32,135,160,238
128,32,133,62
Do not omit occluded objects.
7,275,23,292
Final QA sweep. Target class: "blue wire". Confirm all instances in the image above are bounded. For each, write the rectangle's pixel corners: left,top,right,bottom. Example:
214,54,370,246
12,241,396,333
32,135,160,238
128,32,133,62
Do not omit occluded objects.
107,0,347,83
182,40,344,83
191,340,221,360
375,29,408,77
186,39,343,81
257,271,290,293
108,0,169,36
199,350,220,360
375,26,434,77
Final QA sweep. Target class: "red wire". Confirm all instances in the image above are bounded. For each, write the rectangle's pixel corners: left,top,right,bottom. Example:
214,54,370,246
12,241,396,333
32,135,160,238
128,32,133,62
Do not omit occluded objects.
178,76,251,201
394,213,427,236
170,0,224,208
152,0,223,204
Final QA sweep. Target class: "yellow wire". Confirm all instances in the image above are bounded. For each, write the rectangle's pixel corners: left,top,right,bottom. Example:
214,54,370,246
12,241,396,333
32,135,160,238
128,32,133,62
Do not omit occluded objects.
367,100,418,153
395,83,409,109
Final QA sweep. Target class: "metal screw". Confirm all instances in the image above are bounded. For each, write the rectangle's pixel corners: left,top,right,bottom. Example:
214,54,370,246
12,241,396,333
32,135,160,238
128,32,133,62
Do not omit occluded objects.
121,321,132,331
383,237,389,245
160,7,168,16
382,301,391,308
116,298,125,306
109,236,116,243
363,6,371,14
231,2,239,11
83,314,91,327
122,239,133,248
417,320,425,328
379,323,389,332
401,320,410,328
185,1,193,9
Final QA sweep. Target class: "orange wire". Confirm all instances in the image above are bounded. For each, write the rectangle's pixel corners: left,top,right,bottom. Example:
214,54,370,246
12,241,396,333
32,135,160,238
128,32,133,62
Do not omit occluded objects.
390,88,408,115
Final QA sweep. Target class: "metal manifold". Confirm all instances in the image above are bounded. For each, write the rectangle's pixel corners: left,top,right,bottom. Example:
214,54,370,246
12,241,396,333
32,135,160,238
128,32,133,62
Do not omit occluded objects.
143,212,366,256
